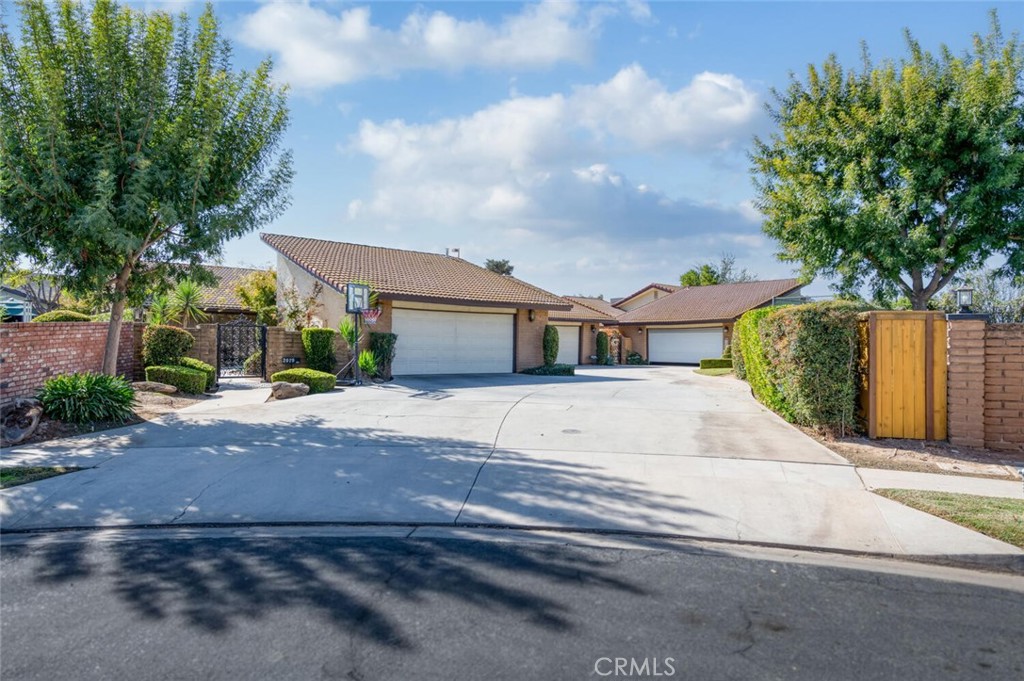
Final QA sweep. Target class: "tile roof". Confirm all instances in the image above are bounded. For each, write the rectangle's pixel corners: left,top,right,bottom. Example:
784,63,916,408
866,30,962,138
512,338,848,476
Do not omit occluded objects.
261,234,570,310
616,279,803,325
197,265,265,312
614,282,682,309
550,296,622,323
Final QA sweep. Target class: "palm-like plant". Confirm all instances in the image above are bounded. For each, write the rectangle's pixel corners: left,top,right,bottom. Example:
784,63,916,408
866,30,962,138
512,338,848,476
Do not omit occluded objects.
169,280,209,328
147,294,172,325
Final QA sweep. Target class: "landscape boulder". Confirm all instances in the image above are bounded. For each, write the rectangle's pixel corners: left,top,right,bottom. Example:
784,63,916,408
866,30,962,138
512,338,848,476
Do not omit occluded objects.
1,398,43,446
132,381,178,394
271,381,310,400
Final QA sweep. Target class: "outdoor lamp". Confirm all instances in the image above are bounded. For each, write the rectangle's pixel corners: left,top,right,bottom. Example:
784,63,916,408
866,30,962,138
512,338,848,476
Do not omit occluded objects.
956,287,974,313
528,309,535,322
591,324,597,333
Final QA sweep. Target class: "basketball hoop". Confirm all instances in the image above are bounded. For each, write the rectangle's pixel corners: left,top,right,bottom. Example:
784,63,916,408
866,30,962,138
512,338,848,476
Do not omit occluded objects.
361,307,382,325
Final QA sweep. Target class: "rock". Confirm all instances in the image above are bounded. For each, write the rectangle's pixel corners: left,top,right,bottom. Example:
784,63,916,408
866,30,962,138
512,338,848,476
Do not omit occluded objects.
132,381,178,394
271,381,310,400
1,398,44,446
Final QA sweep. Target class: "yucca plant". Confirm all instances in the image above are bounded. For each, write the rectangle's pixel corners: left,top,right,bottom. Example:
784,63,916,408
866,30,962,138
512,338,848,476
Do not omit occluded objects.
338,315,360,351
147,294,172,325
358,349,378,377
38,373,137,425
169,280,209,328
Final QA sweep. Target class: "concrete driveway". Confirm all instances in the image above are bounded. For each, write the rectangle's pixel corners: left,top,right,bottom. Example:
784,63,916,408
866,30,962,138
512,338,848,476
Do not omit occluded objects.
1,366,1020,560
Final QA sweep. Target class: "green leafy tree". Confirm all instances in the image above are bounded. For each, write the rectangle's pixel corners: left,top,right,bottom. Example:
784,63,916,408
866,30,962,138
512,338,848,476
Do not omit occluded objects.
236,268,278,325
168,280,208,328
680,254,755,287
485,259,514,276
751,12,1024,310
0,0,293,373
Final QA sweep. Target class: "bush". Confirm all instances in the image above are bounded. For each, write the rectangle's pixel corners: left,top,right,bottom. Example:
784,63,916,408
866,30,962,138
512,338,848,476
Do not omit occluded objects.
731,325,745,379
369,332,397,379
38,372,137,424
270,368,336,394
521,364,575,376
734,307,787,416
759,301,870,435
302,327,336,373
142,324,195,367
596,331,609,364
722,344,732,359
179,357,216,391
145,365,207,394
626,351,648,365
243,349,263,376
542,325,559,366
699,358,733,369
31,309,92,323
358,349,377,377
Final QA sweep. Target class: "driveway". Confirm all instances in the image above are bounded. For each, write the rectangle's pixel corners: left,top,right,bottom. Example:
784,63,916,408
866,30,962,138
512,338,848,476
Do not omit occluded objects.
1,367,1020,560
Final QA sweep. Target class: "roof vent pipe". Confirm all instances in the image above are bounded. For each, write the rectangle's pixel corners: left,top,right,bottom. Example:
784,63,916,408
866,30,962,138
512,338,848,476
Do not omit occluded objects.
448,248,461,258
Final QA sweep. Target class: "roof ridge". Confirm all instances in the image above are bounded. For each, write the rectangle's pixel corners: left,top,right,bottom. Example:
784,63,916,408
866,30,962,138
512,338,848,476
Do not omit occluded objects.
262,232,460,262
566,295,616,317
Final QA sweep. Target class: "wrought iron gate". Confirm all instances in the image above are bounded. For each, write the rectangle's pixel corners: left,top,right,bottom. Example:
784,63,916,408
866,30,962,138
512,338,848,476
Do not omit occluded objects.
217,318,267,378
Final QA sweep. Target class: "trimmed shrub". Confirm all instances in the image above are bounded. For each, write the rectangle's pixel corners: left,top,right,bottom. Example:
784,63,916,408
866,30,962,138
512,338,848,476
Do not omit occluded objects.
758,301,870,435
31,309,92,323
302,327,337,373
358,349,378,377
179,357,216,391
596,331,609,364
142,324,195,367
722,344,732,359
699,358,733,370
243,349,263,376
521,364,575,376
734,307,787,417
542,325,559,366
270,368,336,394
145,365,207,394
38,372,136,424
626,351,648,365
731,325,745,379
369,332,397,379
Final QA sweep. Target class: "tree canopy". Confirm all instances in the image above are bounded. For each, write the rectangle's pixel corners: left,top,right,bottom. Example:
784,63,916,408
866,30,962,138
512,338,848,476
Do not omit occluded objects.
751,12,1023,309
679,254,755,287
485,259,514,276
0,0,292,370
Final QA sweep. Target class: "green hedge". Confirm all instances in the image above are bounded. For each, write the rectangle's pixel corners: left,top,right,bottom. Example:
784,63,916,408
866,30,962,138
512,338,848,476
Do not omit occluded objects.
596,331,609,364
758,301,870,435
179,357,216,391
301,327,336,373
142,325,195,367
734,307,788,418
145,365,207,394
542,325,559,366
369,332,397,379
38,372,136,424
699,358,733,369
270,368,336,394
521,364,575,376
31,310,92,323
626,351,648,365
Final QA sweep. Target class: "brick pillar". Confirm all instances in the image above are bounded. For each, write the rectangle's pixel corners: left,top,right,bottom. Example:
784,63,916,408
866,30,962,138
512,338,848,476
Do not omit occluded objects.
946,316,988,448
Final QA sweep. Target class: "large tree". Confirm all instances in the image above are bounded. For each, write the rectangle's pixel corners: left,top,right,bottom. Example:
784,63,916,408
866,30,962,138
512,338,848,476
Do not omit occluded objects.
0,0,292,372
751,13,1024,309
679,253,756,287
485,258,514,276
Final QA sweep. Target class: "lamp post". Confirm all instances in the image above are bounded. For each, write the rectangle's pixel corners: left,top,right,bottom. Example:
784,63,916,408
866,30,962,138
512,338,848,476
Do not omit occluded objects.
955,287,974,314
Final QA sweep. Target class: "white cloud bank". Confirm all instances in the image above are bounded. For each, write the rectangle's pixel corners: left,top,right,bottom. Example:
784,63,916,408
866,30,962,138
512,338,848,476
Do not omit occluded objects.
239,0,645,89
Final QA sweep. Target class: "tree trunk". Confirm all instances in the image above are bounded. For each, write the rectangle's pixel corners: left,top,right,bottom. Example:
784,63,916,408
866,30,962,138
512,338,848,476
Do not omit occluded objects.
101,264,134,375
910,289,930,310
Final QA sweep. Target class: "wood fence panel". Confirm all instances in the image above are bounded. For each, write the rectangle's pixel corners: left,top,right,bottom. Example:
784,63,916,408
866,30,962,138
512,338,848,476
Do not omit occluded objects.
862,312,947,440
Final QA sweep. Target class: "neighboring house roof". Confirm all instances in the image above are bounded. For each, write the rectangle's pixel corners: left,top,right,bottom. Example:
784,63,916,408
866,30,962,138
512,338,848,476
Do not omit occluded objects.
0,285,29,301
616,279,803,325
197,265,264,312
550,296,622,323
613,282,682,310
261,234,571,310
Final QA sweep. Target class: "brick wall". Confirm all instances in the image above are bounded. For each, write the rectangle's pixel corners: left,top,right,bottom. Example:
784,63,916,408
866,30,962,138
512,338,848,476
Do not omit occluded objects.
0,321,140,404
264,327,356,380
947,319,1024,452
618,326,646,360
514,308,547,371
184,325,218,367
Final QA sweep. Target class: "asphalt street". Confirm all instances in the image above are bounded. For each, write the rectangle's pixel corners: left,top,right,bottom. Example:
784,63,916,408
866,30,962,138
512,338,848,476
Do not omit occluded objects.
2,531,1022,681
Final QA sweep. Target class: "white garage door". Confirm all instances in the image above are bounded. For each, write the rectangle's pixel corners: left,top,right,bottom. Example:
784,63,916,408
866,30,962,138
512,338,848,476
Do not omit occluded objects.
648,327,724,365
391,308,514,375
554,325,580,365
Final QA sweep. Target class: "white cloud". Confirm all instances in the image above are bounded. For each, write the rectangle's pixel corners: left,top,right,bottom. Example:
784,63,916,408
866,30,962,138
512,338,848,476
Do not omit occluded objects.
239,1,635,90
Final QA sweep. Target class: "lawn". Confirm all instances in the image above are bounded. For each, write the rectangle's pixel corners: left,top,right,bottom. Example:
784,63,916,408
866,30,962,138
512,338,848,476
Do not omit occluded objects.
694,368,733,377
875,489,1024,549
0,466,80,488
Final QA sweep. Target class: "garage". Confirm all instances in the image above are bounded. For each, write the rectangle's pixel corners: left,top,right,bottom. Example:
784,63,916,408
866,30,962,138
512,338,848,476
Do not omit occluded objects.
554,325,580,365
647,327,724,365
391,308,514,375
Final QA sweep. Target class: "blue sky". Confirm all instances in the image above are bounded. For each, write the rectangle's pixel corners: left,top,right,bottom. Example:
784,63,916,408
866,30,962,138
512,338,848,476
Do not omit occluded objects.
143,1,1023,298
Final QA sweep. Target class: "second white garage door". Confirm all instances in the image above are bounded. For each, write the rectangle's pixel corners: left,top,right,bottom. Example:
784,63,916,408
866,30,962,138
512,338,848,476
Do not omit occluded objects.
648,327,724,365
554,325,580,365
391,308,514,375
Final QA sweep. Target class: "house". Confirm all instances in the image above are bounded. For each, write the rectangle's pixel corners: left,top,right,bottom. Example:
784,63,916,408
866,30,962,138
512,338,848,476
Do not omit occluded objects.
548,296,621,365
196,265,265,323
261,234,571,375
615,279,803,365
0,286,34,322
612,283,682,312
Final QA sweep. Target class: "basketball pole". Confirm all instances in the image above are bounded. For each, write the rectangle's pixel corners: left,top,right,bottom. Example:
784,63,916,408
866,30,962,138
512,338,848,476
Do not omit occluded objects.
354,309,362,386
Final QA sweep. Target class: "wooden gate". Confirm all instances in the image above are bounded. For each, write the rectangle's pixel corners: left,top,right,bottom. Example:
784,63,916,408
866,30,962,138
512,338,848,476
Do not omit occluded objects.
860,312,947,440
